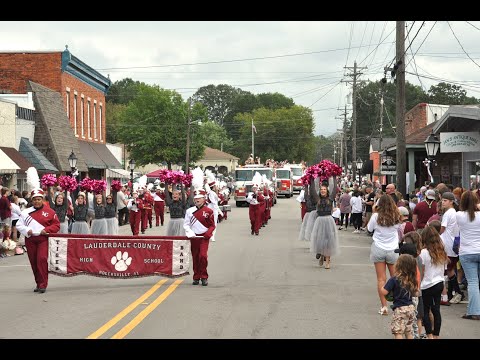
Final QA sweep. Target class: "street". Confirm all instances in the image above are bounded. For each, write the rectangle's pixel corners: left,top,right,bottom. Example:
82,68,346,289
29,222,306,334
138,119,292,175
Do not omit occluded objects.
0,196,479,339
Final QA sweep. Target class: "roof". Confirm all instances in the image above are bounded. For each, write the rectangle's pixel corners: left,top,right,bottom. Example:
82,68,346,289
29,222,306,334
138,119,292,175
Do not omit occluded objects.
78,141,121,169
0,148,20,173
202,147,239,161
405,122,435,145
28,81,89,172
433,105,480,133
369,137,396,152
0,146,32,172
19,137,58,172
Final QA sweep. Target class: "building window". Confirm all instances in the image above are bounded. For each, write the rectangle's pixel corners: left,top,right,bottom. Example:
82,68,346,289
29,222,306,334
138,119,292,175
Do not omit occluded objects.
74,93,78,136
87,100,91,138
93,102,97,140
81,96,85,138
66,90,70,119
99,104,103,141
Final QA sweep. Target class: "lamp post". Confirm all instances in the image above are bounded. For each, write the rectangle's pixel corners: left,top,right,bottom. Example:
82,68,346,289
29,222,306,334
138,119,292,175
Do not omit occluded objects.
68,150,78,177
347,162,352,174
129,159,136,192
423,131,440,183
355,157,363,184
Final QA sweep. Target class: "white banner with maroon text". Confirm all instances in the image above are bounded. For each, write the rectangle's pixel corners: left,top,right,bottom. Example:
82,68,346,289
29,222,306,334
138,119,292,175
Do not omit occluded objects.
48,234,195,278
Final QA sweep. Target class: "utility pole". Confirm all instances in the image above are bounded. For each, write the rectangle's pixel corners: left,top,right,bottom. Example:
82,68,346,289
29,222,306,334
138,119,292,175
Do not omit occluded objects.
343,61,367,183
336,104,351,170
185,98,192,175
396,21,406,196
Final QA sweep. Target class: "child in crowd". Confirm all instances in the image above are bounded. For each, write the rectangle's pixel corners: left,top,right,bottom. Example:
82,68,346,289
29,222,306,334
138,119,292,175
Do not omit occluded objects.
1,224,16,257
381,253,419,339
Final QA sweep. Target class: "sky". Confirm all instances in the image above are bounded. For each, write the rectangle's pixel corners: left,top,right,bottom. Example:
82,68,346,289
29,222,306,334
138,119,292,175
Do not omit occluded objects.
2,21,480,137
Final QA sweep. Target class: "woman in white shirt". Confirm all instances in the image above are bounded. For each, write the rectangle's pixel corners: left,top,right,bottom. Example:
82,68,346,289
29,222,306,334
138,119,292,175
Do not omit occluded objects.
420,225,449,338
367,194,402,316
439,192,464,304
456,191,480,320
10,191,23,242
349,190,363,233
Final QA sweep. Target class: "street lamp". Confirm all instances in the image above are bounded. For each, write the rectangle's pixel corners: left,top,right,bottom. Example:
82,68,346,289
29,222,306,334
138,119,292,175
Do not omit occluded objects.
129,159,136,191
423,131,440,183
68,150,78,178
347,162,352,174
355,157,363,182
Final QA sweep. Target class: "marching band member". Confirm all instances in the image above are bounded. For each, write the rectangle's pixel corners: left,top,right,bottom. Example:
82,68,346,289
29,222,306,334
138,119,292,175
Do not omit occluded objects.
184,167,216,286
16,167,60,294
143,183,155,230
127,186,144,236
153,182,166,226
204,169,223,242
246,172,264,236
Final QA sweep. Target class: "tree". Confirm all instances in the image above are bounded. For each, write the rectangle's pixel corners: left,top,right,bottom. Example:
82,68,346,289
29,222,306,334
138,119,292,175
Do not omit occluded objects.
427,82,478,105
106,78,144,105
106,103,127,144
192,84,245,126
197,121,233,153
256,92,295,110
232,105,315,164
115,84,207,169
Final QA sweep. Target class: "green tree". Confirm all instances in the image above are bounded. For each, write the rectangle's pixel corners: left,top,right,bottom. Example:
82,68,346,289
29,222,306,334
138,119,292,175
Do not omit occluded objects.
192,84,245,126
106,78,144,105
232,105,315,164
256,92,295,110
197,121,234,153
427,82,478,105
105,103,127,144
115,84,206,169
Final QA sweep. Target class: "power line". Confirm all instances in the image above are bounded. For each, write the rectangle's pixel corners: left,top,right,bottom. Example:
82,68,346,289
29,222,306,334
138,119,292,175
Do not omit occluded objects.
447,21,480,70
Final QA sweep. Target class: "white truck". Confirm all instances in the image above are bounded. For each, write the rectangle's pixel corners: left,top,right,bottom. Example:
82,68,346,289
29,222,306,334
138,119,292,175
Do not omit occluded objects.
233,164,276,207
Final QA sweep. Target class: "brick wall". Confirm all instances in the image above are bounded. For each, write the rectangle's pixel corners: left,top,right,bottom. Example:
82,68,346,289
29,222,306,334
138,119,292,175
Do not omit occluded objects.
0,53,62,94
61,73,106,144
405,103,427,137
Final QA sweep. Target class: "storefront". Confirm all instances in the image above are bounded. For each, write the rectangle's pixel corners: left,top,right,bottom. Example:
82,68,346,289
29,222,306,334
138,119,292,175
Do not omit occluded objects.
433,106,480,190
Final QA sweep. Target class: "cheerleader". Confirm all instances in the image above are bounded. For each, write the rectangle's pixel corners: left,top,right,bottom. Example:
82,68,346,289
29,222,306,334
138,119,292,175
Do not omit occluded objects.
71,192,90,235
165,183,191,236
104,194,118,235
47,189,70,234
91,193,107,235
298,181,318,243
309,179,339,269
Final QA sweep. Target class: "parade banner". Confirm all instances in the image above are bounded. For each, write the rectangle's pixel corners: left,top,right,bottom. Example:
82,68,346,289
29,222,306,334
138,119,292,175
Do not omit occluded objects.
48,234,195,279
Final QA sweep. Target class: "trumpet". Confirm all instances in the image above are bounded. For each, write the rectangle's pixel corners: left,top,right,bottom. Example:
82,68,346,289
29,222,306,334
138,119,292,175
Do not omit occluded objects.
159,182,166,191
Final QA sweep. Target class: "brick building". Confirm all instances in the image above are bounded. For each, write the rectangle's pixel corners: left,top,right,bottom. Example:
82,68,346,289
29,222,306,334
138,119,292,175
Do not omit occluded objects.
0,47,121,182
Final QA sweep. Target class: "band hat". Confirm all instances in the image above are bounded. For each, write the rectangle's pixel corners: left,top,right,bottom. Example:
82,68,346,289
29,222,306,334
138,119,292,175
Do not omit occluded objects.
194,189,207,199
30,188,45,199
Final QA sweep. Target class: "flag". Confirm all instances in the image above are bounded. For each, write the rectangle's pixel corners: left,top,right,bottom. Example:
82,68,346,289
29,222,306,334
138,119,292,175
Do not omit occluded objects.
252,123,257,133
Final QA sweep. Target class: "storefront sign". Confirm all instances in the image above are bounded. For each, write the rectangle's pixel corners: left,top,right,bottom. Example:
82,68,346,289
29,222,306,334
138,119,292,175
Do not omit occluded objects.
440,132,480,153
381,156,396,175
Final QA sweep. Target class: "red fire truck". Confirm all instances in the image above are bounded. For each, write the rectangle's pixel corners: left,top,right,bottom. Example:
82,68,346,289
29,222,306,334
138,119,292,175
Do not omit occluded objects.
275,167,293,198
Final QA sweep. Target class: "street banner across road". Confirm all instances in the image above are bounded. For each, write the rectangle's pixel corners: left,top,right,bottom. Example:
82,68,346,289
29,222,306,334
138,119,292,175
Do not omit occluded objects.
48,234,194,279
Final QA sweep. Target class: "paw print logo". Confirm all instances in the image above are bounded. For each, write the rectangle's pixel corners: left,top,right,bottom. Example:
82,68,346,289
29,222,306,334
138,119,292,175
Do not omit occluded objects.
111,251,132,272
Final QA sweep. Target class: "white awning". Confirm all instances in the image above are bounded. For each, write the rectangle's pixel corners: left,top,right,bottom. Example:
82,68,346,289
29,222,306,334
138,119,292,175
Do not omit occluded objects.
106,168,131,179
0,149,20,173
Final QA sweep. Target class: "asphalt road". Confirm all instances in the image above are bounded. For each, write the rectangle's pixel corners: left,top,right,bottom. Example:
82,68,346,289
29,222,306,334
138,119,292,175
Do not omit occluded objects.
0,196,478,339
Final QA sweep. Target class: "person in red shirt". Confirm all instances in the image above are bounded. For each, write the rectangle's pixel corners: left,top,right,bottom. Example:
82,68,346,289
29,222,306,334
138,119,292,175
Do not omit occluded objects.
15,188,60,293
412,189,437,230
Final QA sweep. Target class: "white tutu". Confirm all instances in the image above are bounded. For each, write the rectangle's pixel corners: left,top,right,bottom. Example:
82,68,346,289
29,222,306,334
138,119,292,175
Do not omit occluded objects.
58,220,69,234
298,211,311,241
71,221,90,235
166,218,186,236
91,218,108,235
310,215,340,257
304,211,319,242
105,217,119,235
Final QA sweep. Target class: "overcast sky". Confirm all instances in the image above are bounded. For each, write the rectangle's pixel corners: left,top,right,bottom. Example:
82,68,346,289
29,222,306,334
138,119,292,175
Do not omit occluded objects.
2,21,480,137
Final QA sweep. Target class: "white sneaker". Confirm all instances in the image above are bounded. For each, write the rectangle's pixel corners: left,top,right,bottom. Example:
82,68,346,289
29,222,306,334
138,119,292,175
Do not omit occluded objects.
449,293,462,304
338,227,343,230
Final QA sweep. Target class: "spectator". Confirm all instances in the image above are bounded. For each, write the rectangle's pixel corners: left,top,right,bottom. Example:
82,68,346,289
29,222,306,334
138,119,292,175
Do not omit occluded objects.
412,189,437,230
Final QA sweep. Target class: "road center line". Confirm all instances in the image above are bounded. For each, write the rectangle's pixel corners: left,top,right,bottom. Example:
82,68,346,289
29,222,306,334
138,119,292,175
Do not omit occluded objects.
86,278,168,339
110,279,184,339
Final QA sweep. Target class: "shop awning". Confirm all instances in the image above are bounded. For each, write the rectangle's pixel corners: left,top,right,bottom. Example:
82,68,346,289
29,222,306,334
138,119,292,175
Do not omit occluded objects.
18,138,58,173
0,146,33,173
0,148,20,174
107,168,131,179
78,142,122,169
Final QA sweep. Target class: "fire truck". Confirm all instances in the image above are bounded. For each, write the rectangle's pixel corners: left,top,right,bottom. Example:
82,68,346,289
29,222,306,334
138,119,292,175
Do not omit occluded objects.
275,167,293,197
234,164,276,207
284,164,304,193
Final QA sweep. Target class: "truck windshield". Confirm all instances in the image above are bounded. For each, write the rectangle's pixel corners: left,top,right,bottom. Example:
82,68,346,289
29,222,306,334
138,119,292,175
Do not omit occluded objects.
235,170,253,181
276,170,290,179
291,168,303,176
256,169,273,181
